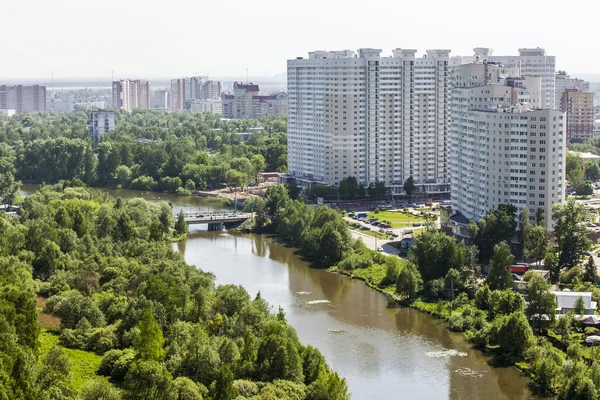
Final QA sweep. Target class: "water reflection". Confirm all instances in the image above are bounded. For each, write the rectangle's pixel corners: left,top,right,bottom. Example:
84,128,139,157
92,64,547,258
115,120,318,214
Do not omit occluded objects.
176,231,541,400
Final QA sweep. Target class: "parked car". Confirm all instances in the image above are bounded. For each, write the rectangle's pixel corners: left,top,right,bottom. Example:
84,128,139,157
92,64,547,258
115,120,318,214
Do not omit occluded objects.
382,224,391,229
377,246,384,252
379,228,385,233
386,230,393,235
360,226,371,231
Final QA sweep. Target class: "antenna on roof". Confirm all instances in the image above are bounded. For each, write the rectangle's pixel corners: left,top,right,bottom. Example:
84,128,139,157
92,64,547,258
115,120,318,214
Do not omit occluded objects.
111,70,114,82
246,68,248,83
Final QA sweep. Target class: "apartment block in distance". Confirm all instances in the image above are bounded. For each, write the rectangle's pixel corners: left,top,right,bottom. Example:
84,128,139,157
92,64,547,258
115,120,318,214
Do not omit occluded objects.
448,62,565,233
287,48,457,195
171,77,222,112
555,72,590,108
459,48,556,109
0,85,46,114
112,80,150,111
89,110,115,147
560,89,594,142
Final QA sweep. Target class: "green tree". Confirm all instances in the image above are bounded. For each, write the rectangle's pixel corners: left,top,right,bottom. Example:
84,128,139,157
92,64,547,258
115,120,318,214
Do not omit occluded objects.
250,154,266,183
306,367,350,400
519,208,532,260
555,311,575,347
133,308,165,361
0,144,20,207
395,262,423,299
410,226,469,282
81,378,121,400
213,366,237,400
116,165,132,187
525,274,556,332
123,360,175,400
469,204,517,264
546,250,560,284
587,162,600,181
553,198,591,270
265,184,290,218
338,176,362,200
175,209,188,235
485,242,514,290
583,256,597,283
496,311,535,360
403,176,416,197
574,296,586,315
526,225,549,266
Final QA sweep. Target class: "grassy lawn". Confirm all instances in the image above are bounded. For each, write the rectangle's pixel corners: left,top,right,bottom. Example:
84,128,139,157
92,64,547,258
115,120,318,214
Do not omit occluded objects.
39,330,105,390
366,211,433,228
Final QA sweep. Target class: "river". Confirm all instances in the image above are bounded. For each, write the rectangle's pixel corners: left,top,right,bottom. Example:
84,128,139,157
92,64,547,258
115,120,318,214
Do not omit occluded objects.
20,184,540,399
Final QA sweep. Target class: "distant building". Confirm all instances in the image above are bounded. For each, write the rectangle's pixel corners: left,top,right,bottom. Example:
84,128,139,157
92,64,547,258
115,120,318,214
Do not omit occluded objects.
170,77,222,112
232,82,259,119
221,82,285,119
236,132,252,142
112,80,150,111
555,73,590,109
561,89,594,142
252,92,288,118
151,89,170,109
0,109,15,117
190,99,222,115
48,99,74,113
568,151,600,161
77,100,107,109
89,110,115,146
0,85,46,114
551,291,597,315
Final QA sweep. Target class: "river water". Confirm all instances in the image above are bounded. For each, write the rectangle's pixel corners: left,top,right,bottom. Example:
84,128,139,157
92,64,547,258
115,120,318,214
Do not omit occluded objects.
20,184,540,399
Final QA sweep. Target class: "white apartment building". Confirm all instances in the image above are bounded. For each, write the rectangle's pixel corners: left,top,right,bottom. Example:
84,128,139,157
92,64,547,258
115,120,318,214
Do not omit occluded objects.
287,48,459,195
459,48,556,109
450,63,565,229
190,99,222,115
89,110,115,147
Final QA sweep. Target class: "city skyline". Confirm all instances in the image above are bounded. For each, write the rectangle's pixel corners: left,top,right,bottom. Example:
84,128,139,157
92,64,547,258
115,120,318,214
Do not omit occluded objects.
2,0,599,79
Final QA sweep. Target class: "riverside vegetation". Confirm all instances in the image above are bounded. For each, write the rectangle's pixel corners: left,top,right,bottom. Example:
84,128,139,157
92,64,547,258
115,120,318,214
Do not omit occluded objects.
254,184,600,399
0,111,287,195
0,181,349,400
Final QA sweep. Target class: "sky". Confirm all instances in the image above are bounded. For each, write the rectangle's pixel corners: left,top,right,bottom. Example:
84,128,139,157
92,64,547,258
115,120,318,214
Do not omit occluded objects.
2,0,599,80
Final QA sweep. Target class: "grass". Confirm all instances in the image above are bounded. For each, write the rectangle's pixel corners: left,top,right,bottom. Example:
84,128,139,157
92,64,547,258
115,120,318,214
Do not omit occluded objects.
39,330,105,391
366,210,432,228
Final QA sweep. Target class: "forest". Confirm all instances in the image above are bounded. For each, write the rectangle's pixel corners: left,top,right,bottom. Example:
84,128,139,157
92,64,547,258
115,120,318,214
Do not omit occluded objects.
0,111,287,194
0,181,349,400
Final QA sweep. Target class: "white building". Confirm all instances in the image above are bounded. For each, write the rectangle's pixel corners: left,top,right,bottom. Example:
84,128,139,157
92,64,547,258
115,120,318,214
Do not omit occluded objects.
151,90,170,109
0,109,16,117
459,48,556,109
449,62,565,229
287,48,459,195
89,110,115,147
190,99,222,115
551,291,596,315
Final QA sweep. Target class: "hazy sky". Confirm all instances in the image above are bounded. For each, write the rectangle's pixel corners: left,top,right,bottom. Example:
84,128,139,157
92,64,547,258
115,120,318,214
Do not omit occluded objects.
2,0,598,80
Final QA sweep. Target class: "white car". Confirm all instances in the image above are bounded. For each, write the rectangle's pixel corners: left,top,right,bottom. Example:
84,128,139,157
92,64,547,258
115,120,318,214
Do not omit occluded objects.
377,246,384,252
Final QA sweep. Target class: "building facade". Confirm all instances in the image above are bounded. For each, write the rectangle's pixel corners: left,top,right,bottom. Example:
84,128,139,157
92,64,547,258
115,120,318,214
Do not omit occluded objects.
555,73,590,108
0,85,46,114
459,48,556,109
170,77,221,111
89,110,116,147
287,48,458,195
112,80,150,111
560,89,594,142
190,99,223,115
450,62,565,229
232,82,259,119
151,89,170,109
252,92,288,118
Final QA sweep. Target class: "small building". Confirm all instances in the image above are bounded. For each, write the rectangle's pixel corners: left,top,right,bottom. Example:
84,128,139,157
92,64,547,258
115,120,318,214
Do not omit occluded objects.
236,132,252,142
89,110,115,147
0,109,16,117
568,150,600,161
551,291,597,315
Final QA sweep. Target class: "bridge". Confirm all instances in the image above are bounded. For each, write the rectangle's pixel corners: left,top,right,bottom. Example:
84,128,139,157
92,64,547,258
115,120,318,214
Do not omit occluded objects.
181,212,254,231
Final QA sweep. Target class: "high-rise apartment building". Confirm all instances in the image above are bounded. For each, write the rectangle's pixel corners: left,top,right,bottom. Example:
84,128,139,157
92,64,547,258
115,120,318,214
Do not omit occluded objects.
0,85,46,114
232,82,260,119
449,62,565,229
170,77,221,111
560,89,594,142
287,48,457,194
252,93,288,118
89,110,115,147
151,89,170,109
190,99,223,115
555,73,590,108
459,48,556,109
112,80,150,111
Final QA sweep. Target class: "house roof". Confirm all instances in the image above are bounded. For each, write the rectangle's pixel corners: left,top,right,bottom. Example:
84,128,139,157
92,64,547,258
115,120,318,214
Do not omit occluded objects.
551,291,592,310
